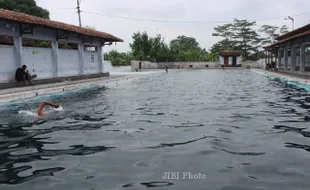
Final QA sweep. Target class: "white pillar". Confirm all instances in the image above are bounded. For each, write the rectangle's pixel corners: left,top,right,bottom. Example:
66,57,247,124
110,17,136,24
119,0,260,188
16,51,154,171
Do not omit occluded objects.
78,43,85,75
52,41,59,77
300,44,305,72
13,36,22,69
291,46,296,71
98,45,103,73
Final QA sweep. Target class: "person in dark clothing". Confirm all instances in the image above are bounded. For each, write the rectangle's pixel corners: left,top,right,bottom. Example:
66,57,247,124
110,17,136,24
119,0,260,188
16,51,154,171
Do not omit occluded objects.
15,65,32,85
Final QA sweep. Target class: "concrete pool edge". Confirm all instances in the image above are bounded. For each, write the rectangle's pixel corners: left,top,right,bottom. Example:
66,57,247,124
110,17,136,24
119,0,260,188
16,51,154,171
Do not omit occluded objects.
252,69,310,92
0,71,165,107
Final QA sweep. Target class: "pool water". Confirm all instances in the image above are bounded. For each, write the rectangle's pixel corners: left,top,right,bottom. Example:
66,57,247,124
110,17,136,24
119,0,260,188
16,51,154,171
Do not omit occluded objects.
1,69,310,190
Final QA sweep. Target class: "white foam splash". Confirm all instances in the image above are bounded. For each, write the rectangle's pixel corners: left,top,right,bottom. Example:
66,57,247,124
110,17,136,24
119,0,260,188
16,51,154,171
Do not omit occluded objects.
18,106,64,117
54,106,64,112
18,110,38,117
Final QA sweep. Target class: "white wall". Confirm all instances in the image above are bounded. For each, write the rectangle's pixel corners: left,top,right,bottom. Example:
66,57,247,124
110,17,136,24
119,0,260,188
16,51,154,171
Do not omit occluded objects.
84,51,99,74
104,61,132,72
0,19,111,83
22,47,53,79
0,45,16,82
58,49,80,77
237,56,242,65
168,62,221,68
143,61,158,69
219,56,223,63
132,60,221,70
219,56,242,65
242,59,265,68
131,61,158,70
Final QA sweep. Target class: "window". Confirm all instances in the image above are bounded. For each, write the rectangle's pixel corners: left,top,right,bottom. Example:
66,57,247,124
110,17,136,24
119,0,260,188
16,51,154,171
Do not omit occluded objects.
91,53,95,63
305,46,310,63
287,49,291,57
281,49,284,57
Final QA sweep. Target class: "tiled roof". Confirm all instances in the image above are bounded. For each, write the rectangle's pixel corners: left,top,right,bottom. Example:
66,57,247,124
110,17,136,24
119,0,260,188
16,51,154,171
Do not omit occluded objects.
266,30,310,49
219,51,243,56
0,8,123,42
276,23,310,41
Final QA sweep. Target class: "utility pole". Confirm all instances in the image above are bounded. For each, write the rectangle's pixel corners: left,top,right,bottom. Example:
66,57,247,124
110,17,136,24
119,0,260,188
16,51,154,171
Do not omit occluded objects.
76,0,82,27
285,16,294,31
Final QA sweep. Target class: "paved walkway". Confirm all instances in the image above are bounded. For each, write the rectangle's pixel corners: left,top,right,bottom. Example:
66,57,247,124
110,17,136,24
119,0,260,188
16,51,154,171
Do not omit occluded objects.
0,71,165,104
252,69,310,85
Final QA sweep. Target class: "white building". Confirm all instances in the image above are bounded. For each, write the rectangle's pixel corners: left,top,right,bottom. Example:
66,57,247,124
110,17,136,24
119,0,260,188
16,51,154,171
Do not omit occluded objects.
219,51,243,67
0,9,123,86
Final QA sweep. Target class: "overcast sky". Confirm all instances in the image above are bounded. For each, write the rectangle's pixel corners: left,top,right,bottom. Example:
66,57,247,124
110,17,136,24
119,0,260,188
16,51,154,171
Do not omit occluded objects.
36,0,310,52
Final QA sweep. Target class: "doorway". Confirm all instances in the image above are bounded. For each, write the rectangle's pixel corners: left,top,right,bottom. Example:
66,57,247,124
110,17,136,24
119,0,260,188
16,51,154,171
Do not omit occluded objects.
224,57,229,65
232,56,237,66
139,62,142,70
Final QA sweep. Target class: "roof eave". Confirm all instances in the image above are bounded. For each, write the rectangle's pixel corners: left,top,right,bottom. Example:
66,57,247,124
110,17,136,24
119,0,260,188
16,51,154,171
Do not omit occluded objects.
0,8,123,43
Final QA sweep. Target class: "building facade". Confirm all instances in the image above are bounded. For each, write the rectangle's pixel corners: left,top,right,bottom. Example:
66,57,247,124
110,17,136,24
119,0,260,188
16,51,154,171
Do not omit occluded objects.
219,51,242,67
0,9,123,83
265,24,310,76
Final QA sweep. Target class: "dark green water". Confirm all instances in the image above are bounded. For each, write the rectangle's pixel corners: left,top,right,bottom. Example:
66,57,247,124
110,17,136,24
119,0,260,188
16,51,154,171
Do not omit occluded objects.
1,70,310,190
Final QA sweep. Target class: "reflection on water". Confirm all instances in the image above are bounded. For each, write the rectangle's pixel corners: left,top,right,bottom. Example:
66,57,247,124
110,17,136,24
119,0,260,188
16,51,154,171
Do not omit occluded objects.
0,70,310,190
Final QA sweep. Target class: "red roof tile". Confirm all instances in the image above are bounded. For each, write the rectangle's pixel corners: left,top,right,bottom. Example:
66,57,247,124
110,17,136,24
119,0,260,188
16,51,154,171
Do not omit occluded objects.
276,23,310,41
0,8,123,42
219,51,243,56
266,30,310,49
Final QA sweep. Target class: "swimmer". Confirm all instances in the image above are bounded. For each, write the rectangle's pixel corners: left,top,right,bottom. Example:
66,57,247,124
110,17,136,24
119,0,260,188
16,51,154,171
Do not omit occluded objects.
36,101,60,116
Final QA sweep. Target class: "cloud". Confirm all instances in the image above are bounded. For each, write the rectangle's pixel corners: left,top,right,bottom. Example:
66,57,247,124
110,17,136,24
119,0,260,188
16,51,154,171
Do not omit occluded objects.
36,0,310,52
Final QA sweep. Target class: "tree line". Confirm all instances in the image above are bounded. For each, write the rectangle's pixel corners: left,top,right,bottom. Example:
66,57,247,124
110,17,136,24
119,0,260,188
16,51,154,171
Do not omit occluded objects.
106,19,289,66
0,0,290,66
105,34,210,66
208,19,289,61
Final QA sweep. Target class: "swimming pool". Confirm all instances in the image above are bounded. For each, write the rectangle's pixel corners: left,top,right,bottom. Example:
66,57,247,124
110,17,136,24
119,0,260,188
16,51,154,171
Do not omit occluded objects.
1,69,310,190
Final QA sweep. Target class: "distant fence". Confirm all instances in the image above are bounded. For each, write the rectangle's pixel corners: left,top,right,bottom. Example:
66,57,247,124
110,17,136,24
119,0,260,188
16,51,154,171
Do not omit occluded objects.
130,60,266,70
104,61,132,72
131,60,221,70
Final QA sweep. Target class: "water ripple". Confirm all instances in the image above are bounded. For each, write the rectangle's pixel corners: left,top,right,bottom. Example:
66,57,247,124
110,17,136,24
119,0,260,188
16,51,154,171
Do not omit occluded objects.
1,70,310,189
146,136,214,149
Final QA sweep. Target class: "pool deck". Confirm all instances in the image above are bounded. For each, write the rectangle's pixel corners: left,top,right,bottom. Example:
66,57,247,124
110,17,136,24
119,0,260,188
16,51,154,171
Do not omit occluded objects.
252,69,310,86
0,71,166,104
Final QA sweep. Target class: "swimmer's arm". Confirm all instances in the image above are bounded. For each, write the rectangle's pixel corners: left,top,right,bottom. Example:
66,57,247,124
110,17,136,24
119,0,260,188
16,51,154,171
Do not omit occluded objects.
36,101,59,116
41,101,59,108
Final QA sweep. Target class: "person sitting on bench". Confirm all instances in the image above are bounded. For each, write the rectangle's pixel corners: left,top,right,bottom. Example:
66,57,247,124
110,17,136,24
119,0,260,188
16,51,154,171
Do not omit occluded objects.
15,65,32,86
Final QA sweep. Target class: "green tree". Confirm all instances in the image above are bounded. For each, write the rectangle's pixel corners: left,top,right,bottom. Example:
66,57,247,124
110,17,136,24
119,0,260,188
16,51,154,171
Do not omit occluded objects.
129,32,152,60
169,35,202,61
280,25,289,35
259,25,279,45
208,38,237,61
214,24,234,39
230,19,262,60
0,0,50,19
104,50,133,66
156,40,174,62
127,32,210,63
